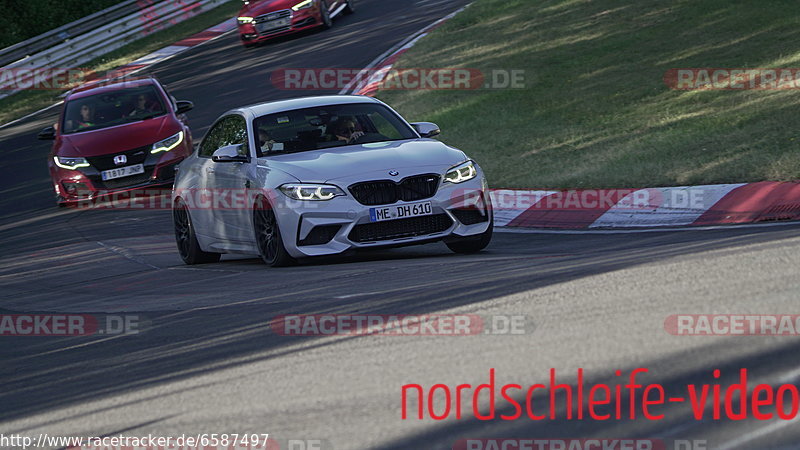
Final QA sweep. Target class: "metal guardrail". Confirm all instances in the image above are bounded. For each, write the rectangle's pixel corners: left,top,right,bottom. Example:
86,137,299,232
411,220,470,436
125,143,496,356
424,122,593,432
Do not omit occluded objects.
0,0,158,68
0,0,232,100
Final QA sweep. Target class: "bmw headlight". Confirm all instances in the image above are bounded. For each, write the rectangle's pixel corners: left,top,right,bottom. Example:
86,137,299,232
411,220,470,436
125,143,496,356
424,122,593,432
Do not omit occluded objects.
292,0,313,11
54,156,90,170
279,183,344,201
444,161,477,184
237,16,254,24
151,131,184,154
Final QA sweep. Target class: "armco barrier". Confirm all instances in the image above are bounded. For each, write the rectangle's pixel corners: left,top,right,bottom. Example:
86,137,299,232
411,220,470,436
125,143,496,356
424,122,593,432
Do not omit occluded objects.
0,0,150,68
0,0,231,100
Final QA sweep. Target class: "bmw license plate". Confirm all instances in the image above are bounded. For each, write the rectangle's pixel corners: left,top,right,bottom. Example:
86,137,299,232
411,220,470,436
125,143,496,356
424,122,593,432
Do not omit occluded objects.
256,17,291,33
101,164,144,181
370,201,433,222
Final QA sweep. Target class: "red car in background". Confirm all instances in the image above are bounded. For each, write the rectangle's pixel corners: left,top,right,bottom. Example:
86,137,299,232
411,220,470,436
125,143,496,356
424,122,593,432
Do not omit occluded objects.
38,76,195,206
237,0,354,47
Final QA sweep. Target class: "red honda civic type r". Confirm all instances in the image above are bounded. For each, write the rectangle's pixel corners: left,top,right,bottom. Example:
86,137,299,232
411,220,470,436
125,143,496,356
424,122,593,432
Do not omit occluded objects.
38,77,195,206
237,0,354,47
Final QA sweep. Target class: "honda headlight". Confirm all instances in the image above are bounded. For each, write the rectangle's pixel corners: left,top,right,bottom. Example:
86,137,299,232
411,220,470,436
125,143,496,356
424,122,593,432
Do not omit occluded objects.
279,183,344,201
237,16,254,24
292,0,313,11
151,131,184,154
54,156,90,170
444,161,477,184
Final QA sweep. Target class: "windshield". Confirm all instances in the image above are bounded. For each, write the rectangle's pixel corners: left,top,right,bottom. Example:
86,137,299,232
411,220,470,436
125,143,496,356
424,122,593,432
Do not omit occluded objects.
253,103,417,156
61,85,167,134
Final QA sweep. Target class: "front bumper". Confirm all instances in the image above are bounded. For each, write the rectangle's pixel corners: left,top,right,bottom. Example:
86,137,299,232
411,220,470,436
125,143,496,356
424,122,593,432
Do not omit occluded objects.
239,8,321,44
272,176,492,259
50,147,189,205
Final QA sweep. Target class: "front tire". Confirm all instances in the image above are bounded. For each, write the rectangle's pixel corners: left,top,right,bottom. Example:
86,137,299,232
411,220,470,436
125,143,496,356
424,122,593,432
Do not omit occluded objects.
446,220,493,254
253,196,295,267
320,0,333,28
174,199,221,265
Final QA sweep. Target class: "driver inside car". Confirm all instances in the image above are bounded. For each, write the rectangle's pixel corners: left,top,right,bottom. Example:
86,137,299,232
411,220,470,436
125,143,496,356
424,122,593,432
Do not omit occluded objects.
258,128,286,154
259,129,276,152
65,102,96,132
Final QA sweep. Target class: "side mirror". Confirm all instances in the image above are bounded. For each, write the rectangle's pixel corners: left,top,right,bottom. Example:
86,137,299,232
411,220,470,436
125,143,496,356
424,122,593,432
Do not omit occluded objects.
175,100,194,115
411,122,440,138
38,126,56,140
212,144,248,162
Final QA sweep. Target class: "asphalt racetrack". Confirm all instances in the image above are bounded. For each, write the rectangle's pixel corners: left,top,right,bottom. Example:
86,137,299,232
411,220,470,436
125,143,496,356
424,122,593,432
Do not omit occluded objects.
1,1,800,448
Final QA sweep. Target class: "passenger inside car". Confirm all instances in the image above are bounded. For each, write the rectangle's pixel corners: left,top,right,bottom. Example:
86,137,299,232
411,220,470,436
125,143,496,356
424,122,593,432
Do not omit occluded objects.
329,116,364,143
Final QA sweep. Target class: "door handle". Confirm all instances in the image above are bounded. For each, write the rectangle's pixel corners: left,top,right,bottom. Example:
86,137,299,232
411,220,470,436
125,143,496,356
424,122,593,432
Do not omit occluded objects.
205,167,215,174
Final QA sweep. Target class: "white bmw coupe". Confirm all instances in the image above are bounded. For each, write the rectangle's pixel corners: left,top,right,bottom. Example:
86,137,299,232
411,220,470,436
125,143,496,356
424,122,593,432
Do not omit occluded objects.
172,95,492,267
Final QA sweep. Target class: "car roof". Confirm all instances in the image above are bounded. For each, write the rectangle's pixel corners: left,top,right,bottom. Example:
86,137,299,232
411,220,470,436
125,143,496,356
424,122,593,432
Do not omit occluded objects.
231,95,383,118
66,77,160,100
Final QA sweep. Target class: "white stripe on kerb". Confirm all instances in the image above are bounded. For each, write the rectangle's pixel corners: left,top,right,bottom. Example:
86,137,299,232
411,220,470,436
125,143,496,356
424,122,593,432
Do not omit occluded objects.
128,46,189,66
590,184,746,228
489,190,558,226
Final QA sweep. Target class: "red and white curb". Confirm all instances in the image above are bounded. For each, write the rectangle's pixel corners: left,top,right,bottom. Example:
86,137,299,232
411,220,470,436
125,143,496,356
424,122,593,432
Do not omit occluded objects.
490,181,800,229
106,18,237,78
339,6,467,96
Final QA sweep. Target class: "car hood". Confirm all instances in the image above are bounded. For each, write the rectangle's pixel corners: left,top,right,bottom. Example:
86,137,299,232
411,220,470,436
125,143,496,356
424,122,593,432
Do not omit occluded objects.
240,0,296,16
56,115,177,157
261,139,468,184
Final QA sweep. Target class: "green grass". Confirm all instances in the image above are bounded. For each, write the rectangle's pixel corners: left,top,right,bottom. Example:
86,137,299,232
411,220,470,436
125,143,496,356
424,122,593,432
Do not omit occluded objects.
377,0,800,188
0,0,241,126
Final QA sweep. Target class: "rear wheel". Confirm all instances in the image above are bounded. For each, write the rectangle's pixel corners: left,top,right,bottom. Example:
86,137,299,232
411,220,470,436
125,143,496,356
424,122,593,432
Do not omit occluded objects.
174,199,221,264
343,0,355,14
446,219,493,254
253,197,295,267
